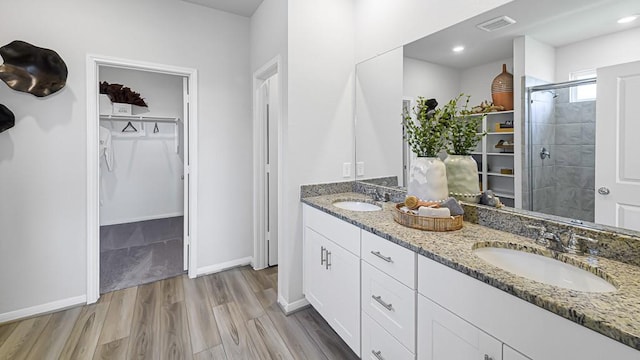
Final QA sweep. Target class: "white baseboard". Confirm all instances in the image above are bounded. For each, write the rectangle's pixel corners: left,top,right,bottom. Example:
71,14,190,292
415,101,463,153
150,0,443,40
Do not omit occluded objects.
100,212,184,226
278,295,310,315
196,256,253,277
0,295,87,324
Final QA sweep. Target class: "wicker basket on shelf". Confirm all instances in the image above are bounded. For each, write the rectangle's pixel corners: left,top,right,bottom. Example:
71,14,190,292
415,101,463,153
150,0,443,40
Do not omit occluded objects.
393,203,463,231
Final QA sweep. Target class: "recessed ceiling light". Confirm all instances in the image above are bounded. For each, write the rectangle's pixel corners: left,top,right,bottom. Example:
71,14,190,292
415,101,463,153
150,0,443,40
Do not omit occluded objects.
452,46,465,53
618,15,638,24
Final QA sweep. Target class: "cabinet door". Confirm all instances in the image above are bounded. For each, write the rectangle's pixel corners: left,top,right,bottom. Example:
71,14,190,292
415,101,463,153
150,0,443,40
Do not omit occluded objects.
303,227,331,317
418,295,501,360
326,239,361,356
362,313,414,360
503,345,532,360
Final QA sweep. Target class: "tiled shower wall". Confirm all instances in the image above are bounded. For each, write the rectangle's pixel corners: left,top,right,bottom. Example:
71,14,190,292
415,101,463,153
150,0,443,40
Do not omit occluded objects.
552,89,595,222
528,87,596,222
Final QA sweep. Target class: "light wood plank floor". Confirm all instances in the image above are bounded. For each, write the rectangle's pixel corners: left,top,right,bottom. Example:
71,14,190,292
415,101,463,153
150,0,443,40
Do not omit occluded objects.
0,266,359,360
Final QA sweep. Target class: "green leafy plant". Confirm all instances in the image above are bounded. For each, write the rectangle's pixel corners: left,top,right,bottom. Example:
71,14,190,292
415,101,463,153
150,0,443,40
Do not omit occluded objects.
444,94,486,155
402,97,447,157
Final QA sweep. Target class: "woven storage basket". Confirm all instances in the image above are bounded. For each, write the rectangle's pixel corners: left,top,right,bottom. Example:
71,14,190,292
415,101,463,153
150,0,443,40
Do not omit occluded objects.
393,203,463,231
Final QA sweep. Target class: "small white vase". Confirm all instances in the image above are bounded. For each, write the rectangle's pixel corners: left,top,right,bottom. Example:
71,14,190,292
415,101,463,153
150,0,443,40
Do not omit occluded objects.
444,154,481,203
407,157,449,202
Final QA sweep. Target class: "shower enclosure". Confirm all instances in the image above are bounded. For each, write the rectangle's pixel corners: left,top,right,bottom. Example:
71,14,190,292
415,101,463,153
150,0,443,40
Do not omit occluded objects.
525,78,597,222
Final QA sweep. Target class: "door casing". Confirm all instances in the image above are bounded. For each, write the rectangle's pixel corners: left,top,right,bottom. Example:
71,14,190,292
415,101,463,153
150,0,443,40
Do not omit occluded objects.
86,55,199,303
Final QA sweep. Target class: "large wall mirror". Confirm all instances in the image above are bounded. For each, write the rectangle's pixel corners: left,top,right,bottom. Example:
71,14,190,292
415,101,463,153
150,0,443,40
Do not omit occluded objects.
355,0,640,233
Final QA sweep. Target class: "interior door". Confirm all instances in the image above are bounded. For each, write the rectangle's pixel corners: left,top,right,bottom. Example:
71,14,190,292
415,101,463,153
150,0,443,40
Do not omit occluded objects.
182,77,190,271
266,75,279,266
595,60,640,231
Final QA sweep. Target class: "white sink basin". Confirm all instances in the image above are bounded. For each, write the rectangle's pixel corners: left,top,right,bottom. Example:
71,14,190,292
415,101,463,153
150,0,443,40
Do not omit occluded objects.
333,201,382,212
473,247,616,293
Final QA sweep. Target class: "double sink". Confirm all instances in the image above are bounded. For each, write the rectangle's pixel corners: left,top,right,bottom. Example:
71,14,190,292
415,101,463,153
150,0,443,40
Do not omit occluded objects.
332,199,616,294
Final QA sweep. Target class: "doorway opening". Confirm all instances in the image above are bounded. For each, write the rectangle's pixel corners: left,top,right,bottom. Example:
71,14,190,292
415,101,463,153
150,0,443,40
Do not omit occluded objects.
253,57,282,269
87,56,198,303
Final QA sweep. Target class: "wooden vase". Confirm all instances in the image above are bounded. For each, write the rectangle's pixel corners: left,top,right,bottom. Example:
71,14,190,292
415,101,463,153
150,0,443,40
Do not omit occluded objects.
491,64,513,110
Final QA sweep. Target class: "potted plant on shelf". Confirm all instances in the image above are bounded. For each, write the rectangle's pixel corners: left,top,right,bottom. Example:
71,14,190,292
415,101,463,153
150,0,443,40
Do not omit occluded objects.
443,94,486,203
402,97,449,202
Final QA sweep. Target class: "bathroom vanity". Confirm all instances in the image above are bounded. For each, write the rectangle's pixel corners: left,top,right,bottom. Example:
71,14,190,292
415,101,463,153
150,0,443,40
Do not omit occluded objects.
301,186,640,360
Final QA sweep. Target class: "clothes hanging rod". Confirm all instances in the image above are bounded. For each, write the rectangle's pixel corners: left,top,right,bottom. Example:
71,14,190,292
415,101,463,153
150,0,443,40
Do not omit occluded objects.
99,114,180,123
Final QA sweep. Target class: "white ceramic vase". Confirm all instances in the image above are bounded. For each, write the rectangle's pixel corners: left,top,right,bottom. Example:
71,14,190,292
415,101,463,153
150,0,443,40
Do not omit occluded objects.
407,157,449,202
444,154,481,203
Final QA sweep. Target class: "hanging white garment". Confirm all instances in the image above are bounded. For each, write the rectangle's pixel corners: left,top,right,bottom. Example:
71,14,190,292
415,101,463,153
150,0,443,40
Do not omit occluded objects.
99,126,114,171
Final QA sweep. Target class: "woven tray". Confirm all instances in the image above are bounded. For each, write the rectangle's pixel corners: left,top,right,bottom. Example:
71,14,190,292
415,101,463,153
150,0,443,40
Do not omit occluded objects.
393,203,463,231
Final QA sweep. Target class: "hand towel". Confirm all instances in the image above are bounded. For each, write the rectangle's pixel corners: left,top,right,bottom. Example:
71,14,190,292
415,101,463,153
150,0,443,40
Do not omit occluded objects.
99,126,114,171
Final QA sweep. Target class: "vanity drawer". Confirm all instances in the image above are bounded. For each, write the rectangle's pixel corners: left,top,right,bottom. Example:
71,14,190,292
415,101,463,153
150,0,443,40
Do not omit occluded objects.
362,313,415,360
362,230,416,288
303,204,360,256
362,261,416,351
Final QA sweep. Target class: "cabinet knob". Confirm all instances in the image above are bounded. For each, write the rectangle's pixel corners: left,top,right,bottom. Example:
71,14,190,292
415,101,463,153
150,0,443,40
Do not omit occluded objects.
484,355,493,360
597,187,610,195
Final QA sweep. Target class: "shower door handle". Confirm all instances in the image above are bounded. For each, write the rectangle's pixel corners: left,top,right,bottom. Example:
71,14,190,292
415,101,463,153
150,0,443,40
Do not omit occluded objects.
598,187,610,195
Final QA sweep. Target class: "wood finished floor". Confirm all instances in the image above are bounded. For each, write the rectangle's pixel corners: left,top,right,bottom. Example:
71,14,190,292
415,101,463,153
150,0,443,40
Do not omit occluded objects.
0,266,359,360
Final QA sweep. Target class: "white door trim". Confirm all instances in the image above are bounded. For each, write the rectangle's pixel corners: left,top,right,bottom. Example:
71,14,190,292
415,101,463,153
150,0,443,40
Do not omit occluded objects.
86,55,199,304
252,56,282,270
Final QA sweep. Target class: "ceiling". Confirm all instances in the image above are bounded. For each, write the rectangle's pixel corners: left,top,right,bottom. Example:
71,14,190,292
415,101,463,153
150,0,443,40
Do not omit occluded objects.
404,0,640,69
181,0,264,17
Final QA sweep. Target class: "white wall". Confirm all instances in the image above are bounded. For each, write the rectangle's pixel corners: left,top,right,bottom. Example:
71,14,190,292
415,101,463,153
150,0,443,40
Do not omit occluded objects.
280,0,355,309
523,37,555,83
403,57,461,107
460,58,513,105
0,0,251,318
355,0,513,63
99,67,184,225
556,27,640,82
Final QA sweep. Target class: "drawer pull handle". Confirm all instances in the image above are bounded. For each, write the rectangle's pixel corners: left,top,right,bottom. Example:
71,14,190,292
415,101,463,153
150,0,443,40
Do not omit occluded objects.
484,355,494,360
326,251,331,270
371,251,393,263
320,246,326,265
372,350,385,360
372,295,393,311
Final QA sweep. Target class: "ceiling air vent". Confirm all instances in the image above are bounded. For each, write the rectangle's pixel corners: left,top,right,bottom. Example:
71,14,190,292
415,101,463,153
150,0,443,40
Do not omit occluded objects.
477,16,516,32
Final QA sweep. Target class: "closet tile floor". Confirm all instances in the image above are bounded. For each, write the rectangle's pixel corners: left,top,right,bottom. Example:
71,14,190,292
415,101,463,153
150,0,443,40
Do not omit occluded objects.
100,216,184,293
0,266,359,360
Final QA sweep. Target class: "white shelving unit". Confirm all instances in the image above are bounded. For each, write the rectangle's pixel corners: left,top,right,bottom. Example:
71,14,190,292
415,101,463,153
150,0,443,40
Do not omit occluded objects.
99,114,181,152
471,110,516,207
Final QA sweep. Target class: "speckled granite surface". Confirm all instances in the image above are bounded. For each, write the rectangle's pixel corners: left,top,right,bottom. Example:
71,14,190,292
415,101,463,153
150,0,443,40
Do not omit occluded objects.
301,191,640,351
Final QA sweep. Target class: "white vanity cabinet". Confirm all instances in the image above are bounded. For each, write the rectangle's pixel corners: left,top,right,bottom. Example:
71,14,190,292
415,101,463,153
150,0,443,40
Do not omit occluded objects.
417,294,502,360
303,205,361,356
417,255,638,360
361,230,417,359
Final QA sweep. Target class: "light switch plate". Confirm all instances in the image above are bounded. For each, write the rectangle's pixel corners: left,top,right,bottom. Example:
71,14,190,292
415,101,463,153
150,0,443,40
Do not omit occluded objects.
343,162,351,177
356,162,365,176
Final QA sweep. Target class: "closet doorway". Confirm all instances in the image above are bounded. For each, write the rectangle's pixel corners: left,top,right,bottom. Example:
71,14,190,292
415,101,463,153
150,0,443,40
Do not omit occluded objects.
86,56,198,303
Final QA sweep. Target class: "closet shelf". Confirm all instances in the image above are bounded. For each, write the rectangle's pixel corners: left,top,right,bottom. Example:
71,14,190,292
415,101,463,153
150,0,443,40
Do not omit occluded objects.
100,114,179,123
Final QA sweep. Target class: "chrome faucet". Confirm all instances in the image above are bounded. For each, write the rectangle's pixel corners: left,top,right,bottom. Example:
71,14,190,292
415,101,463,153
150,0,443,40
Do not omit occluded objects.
568,231,599,266
526,225,600,264
371,191,390,202
526,225,564,252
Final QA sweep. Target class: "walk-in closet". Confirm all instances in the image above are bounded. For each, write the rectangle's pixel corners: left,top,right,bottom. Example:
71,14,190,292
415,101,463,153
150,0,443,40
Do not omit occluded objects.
98,66,187,293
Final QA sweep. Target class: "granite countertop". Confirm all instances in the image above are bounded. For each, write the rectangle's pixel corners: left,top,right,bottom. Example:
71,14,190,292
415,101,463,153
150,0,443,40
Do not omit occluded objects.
301,192,640,351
